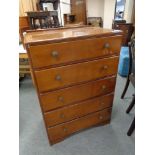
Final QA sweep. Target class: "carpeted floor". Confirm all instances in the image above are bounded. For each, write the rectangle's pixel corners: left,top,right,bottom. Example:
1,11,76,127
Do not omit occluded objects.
19,75,135,155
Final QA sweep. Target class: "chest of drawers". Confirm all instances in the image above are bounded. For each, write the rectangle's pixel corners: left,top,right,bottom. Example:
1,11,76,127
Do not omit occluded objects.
24,27,122,144
112,22,134,46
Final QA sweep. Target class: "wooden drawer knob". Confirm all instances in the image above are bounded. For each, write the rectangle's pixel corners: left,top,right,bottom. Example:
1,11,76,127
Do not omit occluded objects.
101,102,104,106
55,75,61,81
60,113,65,118
63,127,67,132
104,43,110,48
100,65,108,72
102,85,106,90
99,115,103,120
58,96,64,102
51,51,59,58
103,65,108,69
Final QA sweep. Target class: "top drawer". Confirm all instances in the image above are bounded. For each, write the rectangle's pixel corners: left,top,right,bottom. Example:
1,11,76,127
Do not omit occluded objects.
28,36,122,69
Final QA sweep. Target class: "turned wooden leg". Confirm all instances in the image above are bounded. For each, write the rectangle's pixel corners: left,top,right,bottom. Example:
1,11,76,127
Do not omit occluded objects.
126,95,135,113
127,117,135,136
121,76,130,99
39,19,42,29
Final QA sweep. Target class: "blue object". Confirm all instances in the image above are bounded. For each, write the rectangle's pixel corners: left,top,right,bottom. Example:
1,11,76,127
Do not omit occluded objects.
118,46,129,77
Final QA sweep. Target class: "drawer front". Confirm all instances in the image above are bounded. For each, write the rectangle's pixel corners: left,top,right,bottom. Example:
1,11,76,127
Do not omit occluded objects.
40,76,116,112
29,36,122,68
48,108,112,143
35,57,119,92
44,93,114,127
115,24,128,30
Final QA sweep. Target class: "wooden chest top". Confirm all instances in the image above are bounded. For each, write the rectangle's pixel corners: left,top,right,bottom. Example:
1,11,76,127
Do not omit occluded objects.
24,27,122,45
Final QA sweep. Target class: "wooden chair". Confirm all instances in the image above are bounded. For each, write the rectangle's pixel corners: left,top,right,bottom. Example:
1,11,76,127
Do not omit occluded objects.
121,35,135,136
26,11,60,29
121,35,135,99
126,95,135,136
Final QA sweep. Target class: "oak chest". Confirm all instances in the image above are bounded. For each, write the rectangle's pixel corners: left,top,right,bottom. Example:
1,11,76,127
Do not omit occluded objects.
24,27,122,144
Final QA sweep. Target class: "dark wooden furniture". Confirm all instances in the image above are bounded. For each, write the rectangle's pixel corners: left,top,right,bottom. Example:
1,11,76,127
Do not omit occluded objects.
87,17,103,27
71,0,87,24
24,27,123,144
26,11,60,29
121,35,135,136
64,14,76,25
112,21,134,46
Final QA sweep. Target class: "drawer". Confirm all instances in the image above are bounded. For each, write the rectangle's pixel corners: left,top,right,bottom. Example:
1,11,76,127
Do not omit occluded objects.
115,24,128,30
40,76,116,112
29,36,122,68
48,108,112,144
44,93,114,127
35,56,119,92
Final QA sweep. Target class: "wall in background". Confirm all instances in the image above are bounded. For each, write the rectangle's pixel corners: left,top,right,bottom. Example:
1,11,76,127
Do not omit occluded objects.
103,0,116,29
86,0,104,25
60,0,71,25
19,0,37,16
19,0,71,26
124,0,134,23
43,0,71,26
131,0,135,25
86,0,115,29
86,0,134,29
19,0,134,27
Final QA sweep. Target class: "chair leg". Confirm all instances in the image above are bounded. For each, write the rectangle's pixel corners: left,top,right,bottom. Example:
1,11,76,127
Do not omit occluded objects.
126,95,135,113
127,117,135,136
121,76,130,99
19,75,25,87
19,76,25,82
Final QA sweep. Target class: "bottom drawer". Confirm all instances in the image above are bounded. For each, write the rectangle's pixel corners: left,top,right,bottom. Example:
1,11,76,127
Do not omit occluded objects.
48,108,112,144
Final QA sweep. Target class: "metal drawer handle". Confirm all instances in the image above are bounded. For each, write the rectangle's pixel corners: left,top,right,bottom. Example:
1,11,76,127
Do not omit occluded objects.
102,85,106,90
99,115,103,120
51,51,59,58
60,113,65,118
58,96,64,102
55,75,61,81
104,43,110,48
